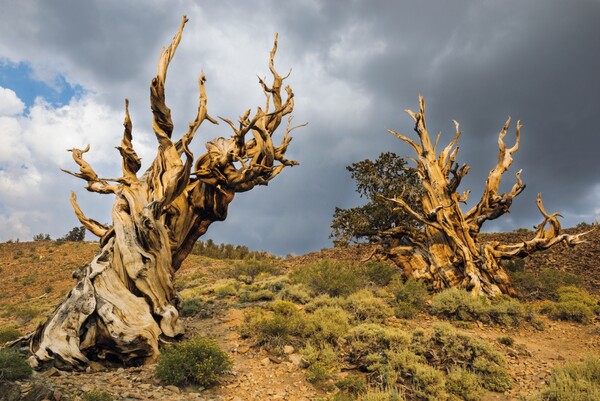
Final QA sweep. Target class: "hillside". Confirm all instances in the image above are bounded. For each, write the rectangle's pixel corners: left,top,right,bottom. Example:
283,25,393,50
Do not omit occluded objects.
0,229,599,401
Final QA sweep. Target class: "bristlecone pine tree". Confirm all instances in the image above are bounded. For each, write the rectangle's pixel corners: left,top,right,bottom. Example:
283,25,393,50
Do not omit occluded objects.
27,17,301,370
378,96,587,297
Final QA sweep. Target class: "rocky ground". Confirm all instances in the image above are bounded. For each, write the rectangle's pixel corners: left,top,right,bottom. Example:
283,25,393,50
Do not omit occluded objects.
1,227,599,401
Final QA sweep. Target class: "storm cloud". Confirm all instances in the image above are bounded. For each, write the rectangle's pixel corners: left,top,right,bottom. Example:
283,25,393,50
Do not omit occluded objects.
0,0,598,255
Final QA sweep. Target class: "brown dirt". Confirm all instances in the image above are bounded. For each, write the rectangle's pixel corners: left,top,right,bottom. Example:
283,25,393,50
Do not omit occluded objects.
1,230,599,400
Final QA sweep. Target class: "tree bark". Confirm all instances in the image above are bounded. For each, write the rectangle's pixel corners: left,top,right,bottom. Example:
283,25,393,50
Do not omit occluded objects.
380,97,587,297
28,16,301,370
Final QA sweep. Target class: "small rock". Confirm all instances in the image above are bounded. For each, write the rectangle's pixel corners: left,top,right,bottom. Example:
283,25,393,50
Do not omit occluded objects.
165,385,181,394
236,345,250,354
283,345,295,354
261,357,271,365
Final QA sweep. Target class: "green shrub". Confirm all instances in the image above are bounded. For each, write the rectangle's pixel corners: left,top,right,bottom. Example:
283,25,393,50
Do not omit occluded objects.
0,325,22,343
511,268,583,300
537,357,600,401
394,279,428,309
82,391,114,401
238,289,275,303
345,290,394,323
413,323,512,392
365,262,398,286
336,375,368,395
155,336,232,387
556,286,598,309
375,349,446,401
290,260,367,297
542,300,594,323
345,324,410,370
539,286,598,323
430,288,525,326
392,279,429,318
241,301,306,347
180,298,211,317
278,283,314,304
303,342,338,383
430,288,486,322
224,259,282,282
215,285,237,298
305,306,351,345
498,336,514,346
445,367,483,401
0,348,32,380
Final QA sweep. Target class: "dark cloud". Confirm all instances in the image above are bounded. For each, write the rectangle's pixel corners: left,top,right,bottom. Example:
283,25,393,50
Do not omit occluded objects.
0,0,598,254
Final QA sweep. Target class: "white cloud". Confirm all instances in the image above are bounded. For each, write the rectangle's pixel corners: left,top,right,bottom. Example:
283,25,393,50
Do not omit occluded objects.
0,90,145,241
0,87,25,116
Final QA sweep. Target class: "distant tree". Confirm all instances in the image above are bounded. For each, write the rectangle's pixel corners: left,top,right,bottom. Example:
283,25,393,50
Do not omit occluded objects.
33,233,51,242
58,226,86,242
331,152,423,246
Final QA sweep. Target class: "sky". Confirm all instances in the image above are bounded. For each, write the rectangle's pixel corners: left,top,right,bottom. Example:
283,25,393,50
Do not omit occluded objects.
0,0,598,256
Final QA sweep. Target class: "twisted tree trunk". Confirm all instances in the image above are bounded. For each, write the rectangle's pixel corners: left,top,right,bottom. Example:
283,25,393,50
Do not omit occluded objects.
28,16,302,370
380,97,587,297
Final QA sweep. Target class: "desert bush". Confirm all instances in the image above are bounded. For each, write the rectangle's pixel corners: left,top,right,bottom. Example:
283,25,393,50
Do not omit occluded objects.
0,325,21,343
539,286,598,323
497,336,515,346
303,342,338,383
238,289,275,303
445,367,483,401
392,279,429,318
511,268,583,300
414,323,512,392
305,306,351,345
335,375,368,396
224,259,282,282
180,298,214,318
345,324,410,370
278,283,314,304
82,391,114,401
540,300,594,323
290,260,367,297
240,301,306,348
365,261,398,286
155,336,231,387
430,288,526,326
305,294,345,312
536,357,600,401
345,290,394,323
215,284,237,298
430,288,487,321
0,348,32,380
374,348,446,401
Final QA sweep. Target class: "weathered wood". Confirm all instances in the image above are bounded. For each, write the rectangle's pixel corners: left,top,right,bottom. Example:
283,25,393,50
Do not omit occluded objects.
380,97,587,297
29,16,301,370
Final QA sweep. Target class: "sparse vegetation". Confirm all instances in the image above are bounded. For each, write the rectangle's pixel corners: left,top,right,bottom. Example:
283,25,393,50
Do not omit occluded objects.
430,288,526,326
0,348,32,380
535,357,600,401
155,336,232,387
290,260,367,297
538,286,599,323
0,325,21,343
511,268,583,300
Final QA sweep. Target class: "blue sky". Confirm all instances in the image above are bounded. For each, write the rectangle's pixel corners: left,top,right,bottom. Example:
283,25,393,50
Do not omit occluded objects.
0,60,84,110
0,0,598,255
